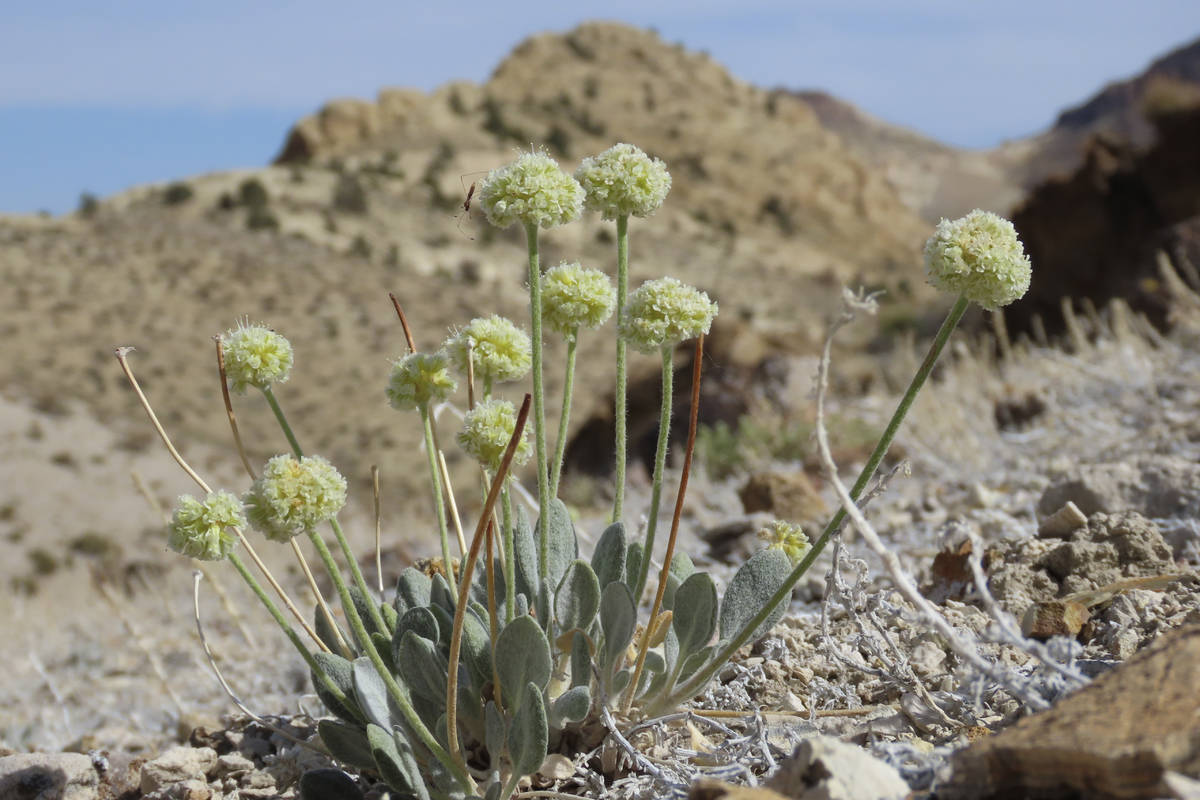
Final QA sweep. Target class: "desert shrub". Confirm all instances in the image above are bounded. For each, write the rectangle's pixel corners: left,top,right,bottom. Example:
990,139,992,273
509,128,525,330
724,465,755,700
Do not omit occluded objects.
238,177,269,209
77,192,99,218
332,173,369,215
245,206,279,232
163,182,194,206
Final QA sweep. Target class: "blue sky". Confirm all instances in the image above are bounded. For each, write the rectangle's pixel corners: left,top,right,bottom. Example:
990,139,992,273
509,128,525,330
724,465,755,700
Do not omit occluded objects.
3,1,1198,214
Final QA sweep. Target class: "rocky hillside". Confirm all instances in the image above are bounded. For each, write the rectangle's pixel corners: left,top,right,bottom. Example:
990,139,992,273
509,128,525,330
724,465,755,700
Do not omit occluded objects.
791,90,1026,223
0,22,937,534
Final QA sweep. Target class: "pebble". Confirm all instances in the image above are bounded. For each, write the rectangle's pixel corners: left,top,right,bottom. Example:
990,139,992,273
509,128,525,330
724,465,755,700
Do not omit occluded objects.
140,746,218,794
0,752,100,800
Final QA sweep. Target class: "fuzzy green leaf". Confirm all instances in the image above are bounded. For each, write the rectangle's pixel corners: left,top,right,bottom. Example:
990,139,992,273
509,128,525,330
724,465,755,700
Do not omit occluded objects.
351,657,393,730
508,682,548,778
394,567,432,615
554,560,601,633
485,701,506,766
317,719,376,771
550,685,591,727
380,602,398,635
719,547,792,642
311,651,361,724
495,615,551,709
396,631,447,706
624,542,643,599
599,581,636,674
367,723,429,800
460,609,493,691
662,551,696,610
570,627,592,688
536,499,578,590
349,585,386,638
394,606,439,658
513,505,539,602
591,522,626,588
430,572,456,613
672,572,718,658
313,604,349,657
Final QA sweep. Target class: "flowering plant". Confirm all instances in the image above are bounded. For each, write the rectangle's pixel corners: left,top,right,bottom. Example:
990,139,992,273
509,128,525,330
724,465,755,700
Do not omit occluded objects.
119,143,1029,799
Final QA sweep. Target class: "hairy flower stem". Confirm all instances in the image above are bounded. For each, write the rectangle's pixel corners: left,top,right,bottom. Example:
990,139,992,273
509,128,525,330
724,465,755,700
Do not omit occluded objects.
632,347,674,602
625,335,702,712
263,389,388,635
262,387,304,459
661,294,971,710
227,551,356,720
303,527,473,793
421,405,457,588
612,213,629,524
549,333,578,497
446,395,530,772
524,221,550,578
502,487,516,624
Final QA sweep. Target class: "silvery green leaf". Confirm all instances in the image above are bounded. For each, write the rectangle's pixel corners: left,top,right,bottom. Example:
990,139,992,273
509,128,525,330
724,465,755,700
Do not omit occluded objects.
718,548,792,642
536,584,552,634
484,778,502,800
662,551,696,610
430,573,456,613
636,650,666,696
351,657,393,730
428,604,455,647
395,567,432,615
624,542,643,597
536,499,578,590
672,572,718,658
311,651,362,723
314,603,350,656
396,631,448,706
349,585,386,638
514,593,529,618
679,645,715,682
591,522,626,588
366,723,429,800
508,682,548,779
460,610,493,691
317,719,376,771
371,632,395,673
395,607,439,651
663,625,679,677
484,701,506,766
550,685,590,727
513,505,539,601
495,615,551,709
610,668,630,696
569,628,592,688
554,560,601,633
599,582,636,674
299,768,363,800
380,602,398,635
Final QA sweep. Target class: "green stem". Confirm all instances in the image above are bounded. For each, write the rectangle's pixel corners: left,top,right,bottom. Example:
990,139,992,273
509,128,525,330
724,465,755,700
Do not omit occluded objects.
525,220,550,578
662,294,971,710
502,487,516,624
262,386,304,458
261,386,387,634
633,347,674,602
305,528,473,792
421,405,457,589
612,214,629,524
227,552,358,722
549,333,578,497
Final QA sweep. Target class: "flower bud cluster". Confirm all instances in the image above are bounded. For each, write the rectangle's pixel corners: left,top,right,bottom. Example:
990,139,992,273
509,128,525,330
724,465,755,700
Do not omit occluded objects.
457,398,532,471
167,490,245,561
245,454,347,542
221,323,293,394
386,351,458,411
542,262,617,336
576,143,671,220
446,316,531,385
477,150,584,230
923,210,1032,311
619,277,718,354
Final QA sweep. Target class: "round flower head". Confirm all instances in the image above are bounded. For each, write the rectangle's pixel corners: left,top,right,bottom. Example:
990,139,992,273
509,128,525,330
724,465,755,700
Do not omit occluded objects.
446,316,531,385
167,490,246,561
619,277,718,354
575,143,671,220
457,398,533,472
542,262,617,336
245,454,347,542
477,149,584,230
923,210,1032,311
386,351,458,411
221,322,293,394
758,520,811,567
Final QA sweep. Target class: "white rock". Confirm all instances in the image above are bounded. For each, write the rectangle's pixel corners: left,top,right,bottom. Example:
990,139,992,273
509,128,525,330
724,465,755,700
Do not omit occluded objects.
766,735,909,800
0,752,100,800
140,747,218,794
